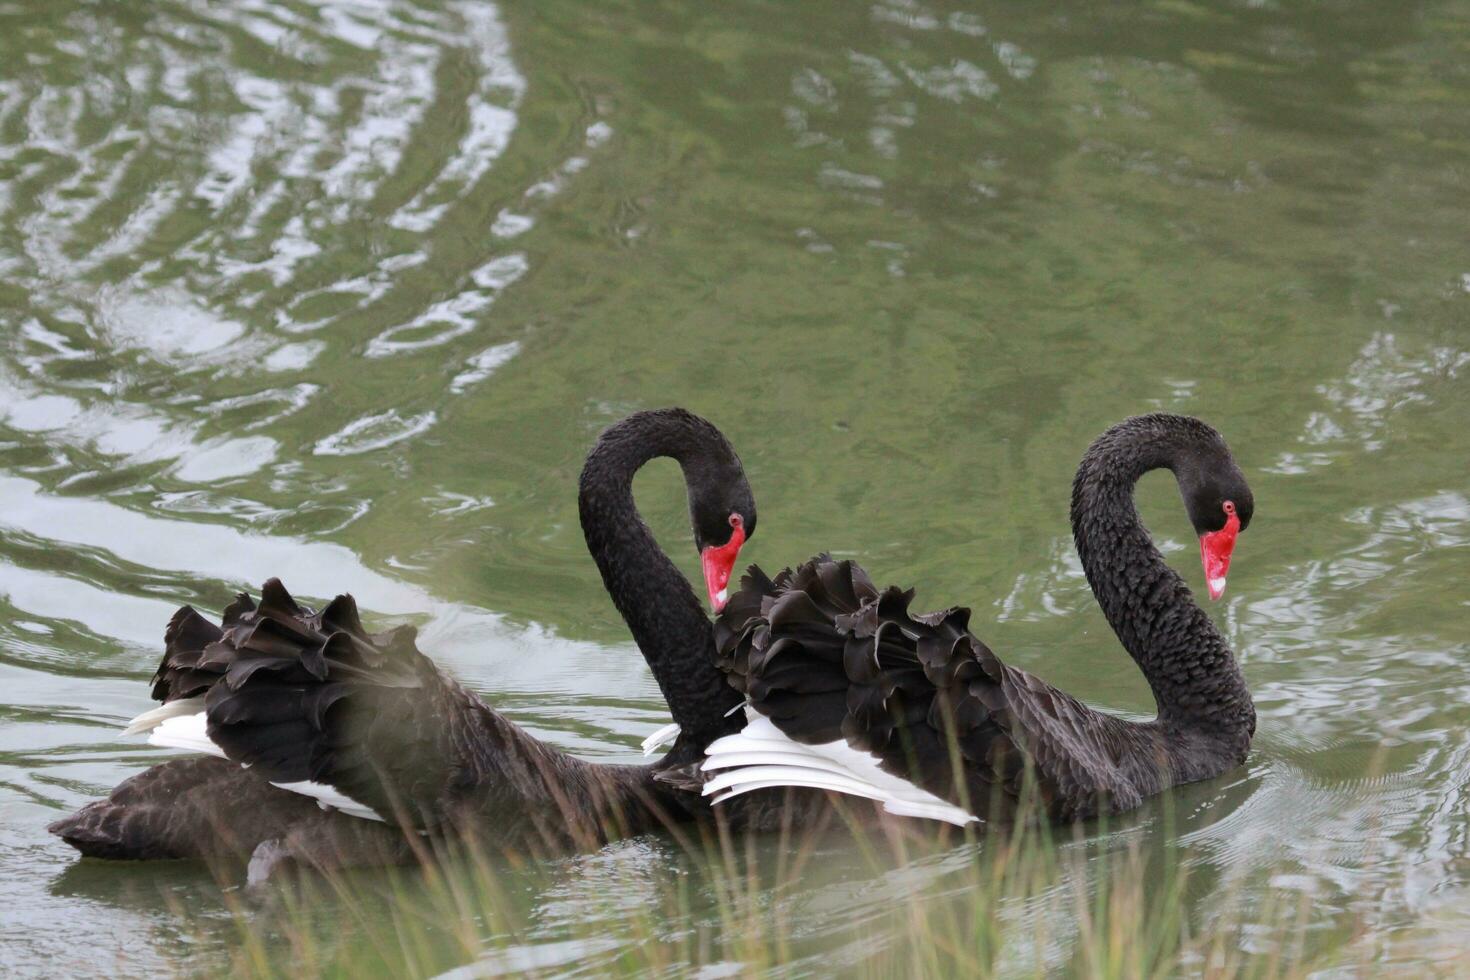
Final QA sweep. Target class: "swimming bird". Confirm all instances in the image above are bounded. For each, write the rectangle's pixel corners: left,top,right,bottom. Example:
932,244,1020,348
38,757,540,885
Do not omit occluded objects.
700,414,1255,826
49,409,757,874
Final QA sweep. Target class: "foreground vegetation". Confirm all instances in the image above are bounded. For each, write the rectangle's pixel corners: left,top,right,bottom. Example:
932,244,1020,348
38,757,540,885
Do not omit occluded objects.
174,795,1391,979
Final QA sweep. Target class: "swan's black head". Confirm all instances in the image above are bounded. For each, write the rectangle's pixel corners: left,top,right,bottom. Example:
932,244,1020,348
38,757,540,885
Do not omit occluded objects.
1167,417,1253,599
582,407,757,612
688,444,756,614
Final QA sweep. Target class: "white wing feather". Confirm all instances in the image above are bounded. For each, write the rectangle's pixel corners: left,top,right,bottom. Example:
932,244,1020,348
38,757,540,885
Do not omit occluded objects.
147,712,223,757
121,696,208,736
701,711,977,828
640,721,681,757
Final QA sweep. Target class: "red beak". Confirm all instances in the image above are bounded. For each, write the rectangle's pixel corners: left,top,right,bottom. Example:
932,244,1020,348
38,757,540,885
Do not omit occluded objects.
700,523,746,613
1199,510,1241,601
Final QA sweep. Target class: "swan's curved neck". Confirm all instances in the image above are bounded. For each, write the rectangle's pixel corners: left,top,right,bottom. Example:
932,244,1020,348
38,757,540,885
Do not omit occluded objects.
1069,425,1254,755
578,419,743,749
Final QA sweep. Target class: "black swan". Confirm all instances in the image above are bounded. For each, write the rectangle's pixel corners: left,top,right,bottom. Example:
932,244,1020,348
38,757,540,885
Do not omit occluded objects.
701,414,1255,824
48,409,754,871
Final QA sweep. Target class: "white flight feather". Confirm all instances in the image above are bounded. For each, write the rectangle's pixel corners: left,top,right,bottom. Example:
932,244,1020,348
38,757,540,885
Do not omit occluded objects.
121,697,207,736
640,721,681,756
701,711,977,828
147,712,223,757
269,780,382,822
133,710,385,823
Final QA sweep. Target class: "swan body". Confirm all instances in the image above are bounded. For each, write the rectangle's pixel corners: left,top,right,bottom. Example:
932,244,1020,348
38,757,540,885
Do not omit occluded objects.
50,409,1255,866
701,414,1256,824
49,409,760,867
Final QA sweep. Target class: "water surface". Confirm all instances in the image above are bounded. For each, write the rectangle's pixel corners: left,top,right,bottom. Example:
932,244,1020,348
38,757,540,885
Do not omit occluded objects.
3,0,1470,974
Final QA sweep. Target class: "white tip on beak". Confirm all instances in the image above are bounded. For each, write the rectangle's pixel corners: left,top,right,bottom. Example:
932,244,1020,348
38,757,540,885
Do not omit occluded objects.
1208,576,1227,600
714,587,728,607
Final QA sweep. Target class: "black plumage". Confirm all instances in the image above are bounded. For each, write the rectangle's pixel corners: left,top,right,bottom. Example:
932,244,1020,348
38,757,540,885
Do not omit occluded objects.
49,410,1257,866
49,409,766,868
712,414,1257,822
170,581,459,822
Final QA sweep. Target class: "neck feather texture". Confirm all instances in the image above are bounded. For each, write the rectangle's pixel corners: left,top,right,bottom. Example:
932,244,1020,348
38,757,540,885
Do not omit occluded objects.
1069,418,1254,768
578,414,744,749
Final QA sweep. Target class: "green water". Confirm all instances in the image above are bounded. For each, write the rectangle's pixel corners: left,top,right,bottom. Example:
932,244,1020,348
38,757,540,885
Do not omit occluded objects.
3,0,1470,974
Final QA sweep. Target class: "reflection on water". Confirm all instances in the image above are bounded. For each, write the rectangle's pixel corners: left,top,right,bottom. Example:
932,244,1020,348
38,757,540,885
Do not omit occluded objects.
3,0,1470,974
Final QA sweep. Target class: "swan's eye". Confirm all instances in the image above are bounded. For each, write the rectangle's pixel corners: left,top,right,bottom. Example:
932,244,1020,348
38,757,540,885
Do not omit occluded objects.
729,513,743,529
1222,500,1236,517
